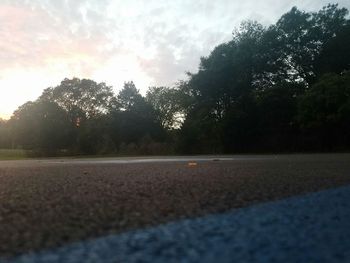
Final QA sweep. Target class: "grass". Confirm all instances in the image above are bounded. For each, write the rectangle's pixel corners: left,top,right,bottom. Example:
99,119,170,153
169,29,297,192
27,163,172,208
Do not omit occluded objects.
0,149,28,160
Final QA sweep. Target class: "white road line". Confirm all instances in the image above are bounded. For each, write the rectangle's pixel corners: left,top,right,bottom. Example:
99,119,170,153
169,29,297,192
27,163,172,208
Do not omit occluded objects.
46,156,273,164
4,185,350,263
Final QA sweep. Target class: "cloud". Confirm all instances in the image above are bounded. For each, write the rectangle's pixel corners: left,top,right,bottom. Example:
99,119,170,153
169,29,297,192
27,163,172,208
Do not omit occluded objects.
0,0,350,118
0,1,116,73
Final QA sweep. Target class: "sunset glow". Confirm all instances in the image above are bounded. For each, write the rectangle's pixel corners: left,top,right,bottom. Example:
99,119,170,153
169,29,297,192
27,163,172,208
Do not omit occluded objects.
1,0,349,119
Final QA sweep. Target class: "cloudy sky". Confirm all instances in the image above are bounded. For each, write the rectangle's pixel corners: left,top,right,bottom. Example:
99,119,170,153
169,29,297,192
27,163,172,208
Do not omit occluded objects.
0,0,349,119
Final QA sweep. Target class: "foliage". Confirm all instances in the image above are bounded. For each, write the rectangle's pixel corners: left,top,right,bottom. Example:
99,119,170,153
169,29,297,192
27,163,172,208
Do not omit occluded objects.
179,4,350,153
297,72,350,150
10,100,74,155
4,4,350,155
0,119,11,148
40,78,115,125
146,86,186,129
114,82,165,146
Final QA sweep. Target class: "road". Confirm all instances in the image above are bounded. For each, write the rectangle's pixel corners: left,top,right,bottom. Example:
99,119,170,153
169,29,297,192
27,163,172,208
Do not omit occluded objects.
6,185,350,263
0,154,350,261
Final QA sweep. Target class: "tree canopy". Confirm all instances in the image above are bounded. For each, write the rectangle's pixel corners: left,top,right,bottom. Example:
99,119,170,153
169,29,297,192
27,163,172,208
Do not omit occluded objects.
40,78,115,125
2,4,349,155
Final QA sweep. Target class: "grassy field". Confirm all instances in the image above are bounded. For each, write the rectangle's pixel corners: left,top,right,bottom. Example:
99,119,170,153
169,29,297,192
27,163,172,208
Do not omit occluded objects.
0,149,27,160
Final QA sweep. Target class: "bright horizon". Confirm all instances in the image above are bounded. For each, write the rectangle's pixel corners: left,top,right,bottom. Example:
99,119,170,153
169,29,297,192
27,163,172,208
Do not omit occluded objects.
1,0,349,120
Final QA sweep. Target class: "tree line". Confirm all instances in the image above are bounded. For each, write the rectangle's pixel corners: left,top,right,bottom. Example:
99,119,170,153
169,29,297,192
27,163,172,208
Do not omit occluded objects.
0,4,349,155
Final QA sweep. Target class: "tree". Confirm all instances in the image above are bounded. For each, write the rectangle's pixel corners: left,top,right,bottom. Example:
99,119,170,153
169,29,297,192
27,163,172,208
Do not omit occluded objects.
179,4,350,153
117,81,144,111
40,78,115,125
315,24,350,75
5,4,350,155
297,72,350,150
0,119,11,148
180,21,266,152
113,82,164,145
255,4,349,88
254,82,302,151
77,115,116,154
11,100,73,154
146,86,186,129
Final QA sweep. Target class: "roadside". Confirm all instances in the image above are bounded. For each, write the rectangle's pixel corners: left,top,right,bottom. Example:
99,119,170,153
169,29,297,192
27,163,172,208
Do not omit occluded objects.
0,149,27,160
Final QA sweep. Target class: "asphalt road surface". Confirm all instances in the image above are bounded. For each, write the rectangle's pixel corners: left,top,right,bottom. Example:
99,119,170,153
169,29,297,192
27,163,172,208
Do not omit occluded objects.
6,185,350,263
1,154,350,261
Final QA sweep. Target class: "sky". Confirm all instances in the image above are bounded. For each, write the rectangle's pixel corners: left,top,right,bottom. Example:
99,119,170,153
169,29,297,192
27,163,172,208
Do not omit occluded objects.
0,0,349,119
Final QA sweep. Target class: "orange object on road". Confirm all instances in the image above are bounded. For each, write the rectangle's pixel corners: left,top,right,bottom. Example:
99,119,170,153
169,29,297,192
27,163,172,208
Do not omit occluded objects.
188,162,198,166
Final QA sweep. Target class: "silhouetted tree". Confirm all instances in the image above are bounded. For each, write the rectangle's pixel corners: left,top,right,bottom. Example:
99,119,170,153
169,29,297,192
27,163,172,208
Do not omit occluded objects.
146,86,186,129
297,72,350,150
112,82,164,148
5,4,350,155
0,119,11,148
315,24,350,75
179,4,350,153
40,78,115,125
10,100,73,155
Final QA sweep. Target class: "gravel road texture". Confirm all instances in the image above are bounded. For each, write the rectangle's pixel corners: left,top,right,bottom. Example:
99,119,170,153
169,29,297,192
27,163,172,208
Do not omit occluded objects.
0,154,350,257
